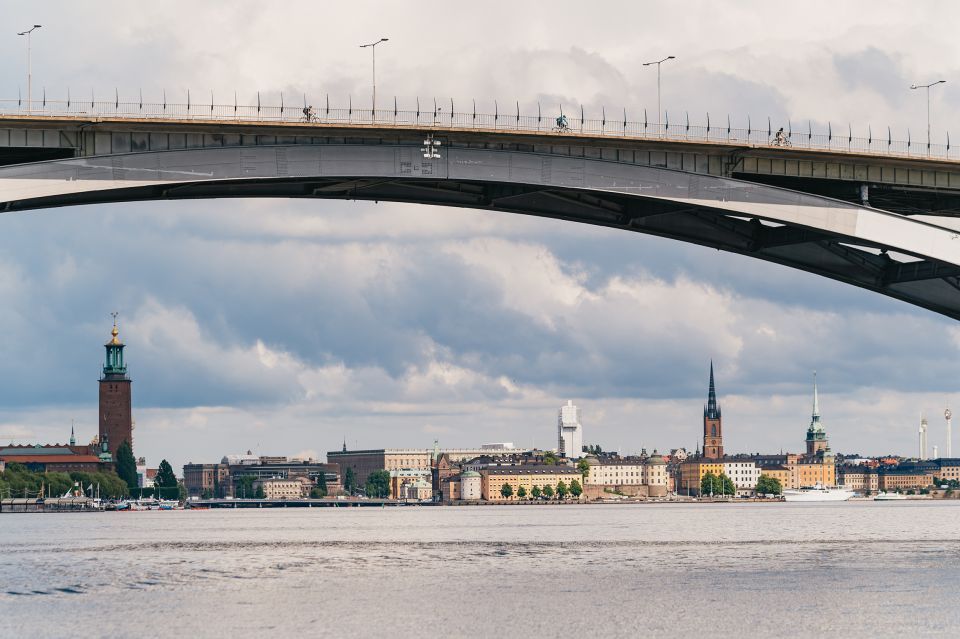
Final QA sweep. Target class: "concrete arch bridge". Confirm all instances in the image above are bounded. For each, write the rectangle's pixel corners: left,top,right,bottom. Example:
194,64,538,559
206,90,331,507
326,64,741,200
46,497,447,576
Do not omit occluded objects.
2,101,960,319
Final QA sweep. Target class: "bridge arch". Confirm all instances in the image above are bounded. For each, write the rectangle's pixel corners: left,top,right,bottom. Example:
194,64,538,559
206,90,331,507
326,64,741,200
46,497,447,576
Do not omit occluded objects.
2,143,960,319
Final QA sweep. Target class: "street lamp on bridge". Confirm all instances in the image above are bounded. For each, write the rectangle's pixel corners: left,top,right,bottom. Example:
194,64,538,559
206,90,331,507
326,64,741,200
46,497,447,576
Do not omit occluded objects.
16,24,42,113
360,37,389,121
642,55,675,136
910,79,946,153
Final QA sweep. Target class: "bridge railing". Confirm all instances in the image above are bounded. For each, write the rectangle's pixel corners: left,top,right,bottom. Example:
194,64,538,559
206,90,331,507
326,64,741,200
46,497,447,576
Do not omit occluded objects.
0,98,952,162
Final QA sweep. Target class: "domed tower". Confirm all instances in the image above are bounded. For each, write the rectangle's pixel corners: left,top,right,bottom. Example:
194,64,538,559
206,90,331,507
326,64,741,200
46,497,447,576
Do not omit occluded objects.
646,451,668,498
98,313,132,460
460,470,482,501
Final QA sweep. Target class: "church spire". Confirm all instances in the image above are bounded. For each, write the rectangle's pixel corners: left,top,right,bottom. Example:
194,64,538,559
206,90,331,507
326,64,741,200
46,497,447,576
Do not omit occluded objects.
69,419,76,446
806,371,829,455
704,360,720,420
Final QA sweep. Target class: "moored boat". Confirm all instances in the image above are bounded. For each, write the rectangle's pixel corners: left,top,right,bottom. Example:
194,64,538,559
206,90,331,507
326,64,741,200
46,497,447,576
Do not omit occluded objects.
783,484,854,502
873,491,907,501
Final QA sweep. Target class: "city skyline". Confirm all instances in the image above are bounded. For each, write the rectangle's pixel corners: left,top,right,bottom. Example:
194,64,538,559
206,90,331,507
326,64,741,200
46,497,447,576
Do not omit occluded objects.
2,1,960,472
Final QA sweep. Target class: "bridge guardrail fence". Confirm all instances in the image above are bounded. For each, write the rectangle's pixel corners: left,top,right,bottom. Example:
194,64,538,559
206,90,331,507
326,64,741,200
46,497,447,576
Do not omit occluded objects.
0,98,951,162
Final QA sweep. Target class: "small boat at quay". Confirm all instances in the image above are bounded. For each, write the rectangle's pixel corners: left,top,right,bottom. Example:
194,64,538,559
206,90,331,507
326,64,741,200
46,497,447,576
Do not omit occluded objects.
782,484,854,502
874,491,908,501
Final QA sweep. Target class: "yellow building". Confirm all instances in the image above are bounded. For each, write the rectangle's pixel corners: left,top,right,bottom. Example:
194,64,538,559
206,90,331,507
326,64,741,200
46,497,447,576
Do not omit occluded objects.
758,466,792,493
678,459,725,495
796,456,836,488
482,466,581,501
253,479,304,499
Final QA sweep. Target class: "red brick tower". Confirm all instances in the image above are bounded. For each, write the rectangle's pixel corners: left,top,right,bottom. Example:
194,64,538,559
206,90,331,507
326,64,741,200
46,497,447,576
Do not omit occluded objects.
99,315,132,459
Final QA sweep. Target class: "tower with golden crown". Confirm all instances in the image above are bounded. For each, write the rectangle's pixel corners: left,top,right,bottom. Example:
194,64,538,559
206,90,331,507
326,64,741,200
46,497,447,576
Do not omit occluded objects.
99,314,132,460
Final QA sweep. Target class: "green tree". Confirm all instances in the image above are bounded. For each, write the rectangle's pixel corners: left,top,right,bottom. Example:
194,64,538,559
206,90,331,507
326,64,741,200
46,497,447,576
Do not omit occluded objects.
236,475,256,498
155,460,177,487
254,484,265,499
542,484,554,498
365,470,391,498
577,458,590,478
177,481,187,502
317,471,328,494
556,481,568,499
700,472,719,496
542,452,559,465
719,473,736,496
531,485,542,499
310,487,326,498
517,486,527,499
569,479,583,498
154,459,178,499
500,483,514,498
344,467,356,494
115,440,138,489
755,474,782,496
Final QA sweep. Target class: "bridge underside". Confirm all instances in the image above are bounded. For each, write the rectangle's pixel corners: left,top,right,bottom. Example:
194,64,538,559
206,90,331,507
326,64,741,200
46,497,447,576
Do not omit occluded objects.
2,144,960,320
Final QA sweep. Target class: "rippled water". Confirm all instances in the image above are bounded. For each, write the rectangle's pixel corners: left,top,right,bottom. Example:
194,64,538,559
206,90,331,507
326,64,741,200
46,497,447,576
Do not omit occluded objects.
3,502,960,637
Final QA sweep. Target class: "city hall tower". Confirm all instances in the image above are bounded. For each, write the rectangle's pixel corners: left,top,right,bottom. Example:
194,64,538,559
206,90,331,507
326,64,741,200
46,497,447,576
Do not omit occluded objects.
99,314,132,459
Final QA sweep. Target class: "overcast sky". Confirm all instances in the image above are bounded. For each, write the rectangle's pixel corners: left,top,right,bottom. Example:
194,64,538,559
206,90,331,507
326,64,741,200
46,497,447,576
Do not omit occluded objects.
2,1,959,471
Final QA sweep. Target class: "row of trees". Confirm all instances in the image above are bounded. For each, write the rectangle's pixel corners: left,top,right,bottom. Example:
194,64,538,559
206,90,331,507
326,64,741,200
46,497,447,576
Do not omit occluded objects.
700,472,736,496
500,479,583,500
699,472,784,497
0,463,130,499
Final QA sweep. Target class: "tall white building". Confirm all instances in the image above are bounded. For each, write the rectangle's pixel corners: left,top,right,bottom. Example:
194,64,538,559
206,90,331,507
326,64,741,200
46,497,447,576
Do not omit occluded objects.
919,414,929,460
557,400,583,458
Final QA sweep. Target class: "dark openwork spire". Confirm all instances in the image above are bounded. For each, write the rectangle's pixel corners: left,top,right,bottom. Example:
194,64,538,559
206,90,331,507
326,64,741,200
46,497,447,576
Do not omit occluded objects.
704,360,721,420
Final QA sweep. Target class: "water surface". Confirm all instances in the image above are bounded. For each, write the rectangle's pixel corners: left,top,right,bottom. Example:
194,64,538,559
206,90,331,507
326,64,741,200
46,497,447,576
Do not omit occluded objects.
2,502,959,637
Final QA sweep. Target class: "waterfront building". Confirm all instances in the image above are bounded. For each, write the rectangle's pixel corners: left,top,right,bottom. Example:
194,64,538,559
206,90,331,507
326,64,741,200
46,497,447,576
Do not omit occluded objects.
722,459,761,497
389,469,431,499
183,455,339,499
0,444,104,473
136,457,157,489
936,458,960,482
758,465,792,493
582,453,668,498
99,317,133,460
557,400,583,459
399,479,432,501
253,478,305,499
678,458,725,495
481,466,581,501
703,362,724,459
442,476,461,502
751,453,836,489
878,469,934,492
431,453,459,497
327,445,527,487
837,465,879,494
227,457,339,497
460,470,482,500
182,462,231,499
805,373,829,455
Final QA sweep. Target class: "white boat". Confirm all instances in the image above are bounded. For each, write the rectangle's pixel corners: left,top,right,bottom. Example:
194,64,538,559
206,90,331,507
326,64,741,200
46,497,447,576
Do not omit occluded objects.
873,491,907,501
782,484,854,502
